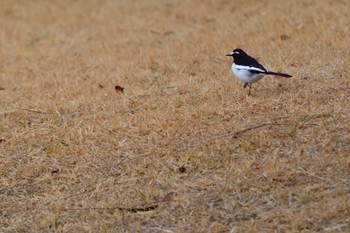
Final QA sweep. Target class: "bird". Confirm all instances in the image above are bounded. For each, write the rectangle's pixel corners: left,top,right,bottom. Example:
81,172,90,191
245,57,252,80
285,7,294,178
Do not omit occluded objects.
226,48,292,96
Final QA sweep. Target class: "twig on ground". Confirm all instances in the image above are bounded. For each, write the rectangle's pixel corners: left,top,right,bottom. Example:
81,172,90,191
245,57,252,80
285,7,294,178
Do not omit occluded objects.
64,192,177,213
324,223,349,231
177,122,293,152
65,202,161,213
0,109,18,115
63,188,89,200
117,203,160,213
297,167,327,181
0,108,47,115
176,112,332,152
0,179,36,195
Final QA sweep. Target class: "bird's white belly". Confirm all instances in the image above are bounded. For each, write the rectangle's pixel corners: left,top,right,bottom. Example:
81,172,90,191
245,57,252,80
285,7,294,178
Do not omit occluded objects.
231,63,264,83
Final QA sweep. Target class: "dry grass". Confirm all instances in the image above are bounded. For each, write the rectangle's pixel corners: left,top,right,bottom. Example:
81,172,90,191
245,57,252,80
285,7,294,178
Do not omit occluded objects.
1,0,350,232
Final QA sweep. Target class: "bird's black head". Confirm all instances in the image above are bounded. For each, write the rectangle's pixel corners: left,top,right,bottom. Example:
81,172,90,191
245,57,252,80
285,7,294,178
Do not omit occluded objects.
226,48,247,60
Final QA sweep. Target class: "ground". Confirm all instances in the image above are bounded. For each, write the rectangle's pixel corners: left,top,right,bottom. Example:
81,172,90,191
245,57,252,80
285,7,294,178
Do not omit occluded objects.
0,0,349,232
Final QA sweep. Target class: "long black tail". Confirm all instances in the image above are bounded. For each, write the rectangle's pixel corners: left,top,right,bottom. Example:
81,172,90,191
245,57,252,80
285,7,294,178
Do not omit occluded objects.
265,71,292,78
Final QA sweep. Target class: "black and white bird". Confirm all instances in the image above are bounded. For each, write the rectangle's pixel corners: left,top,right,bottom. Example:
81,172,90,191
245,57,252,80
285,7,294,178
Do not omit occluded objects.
226,48,292,96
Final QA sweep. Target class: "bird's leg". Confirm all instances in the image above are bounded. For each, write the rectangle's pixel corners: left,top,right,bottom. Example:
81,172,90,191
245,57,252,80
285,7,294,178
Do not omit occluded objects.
243,83,252,96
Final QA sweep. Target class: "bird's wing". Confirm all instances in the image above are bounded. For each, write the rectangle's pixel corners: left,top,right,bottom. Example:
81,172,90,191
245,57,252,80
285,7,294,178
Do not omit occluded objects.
240,55,267,73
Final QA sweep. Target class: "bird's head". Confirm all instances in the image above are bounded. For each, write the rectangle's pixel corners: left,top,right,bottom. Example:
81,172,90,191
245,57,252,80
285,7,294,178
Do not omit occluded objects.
226,48,246,60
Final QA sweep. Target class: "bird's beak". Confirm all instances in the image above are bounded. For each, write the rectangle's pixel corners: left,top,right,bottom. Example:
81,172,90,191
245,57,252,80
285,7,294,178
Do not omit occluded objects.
226,53,233,56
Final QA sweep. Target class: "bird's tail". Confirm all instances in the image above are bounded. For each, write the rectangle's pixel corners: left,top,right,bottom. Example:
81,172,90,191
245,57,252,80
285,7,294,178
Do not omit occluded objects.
265,71,292,78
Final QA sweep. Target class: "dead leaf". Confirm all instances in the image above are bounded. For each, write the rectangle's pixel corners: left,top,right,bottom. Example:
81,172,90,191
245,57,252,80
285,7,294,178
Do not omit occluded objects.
178,165,186,173
250,162,261,170
163,192,177,202
163,30,174,37
22,172,34,180
115,85,124,93
50,168,60,175
280,34,290,41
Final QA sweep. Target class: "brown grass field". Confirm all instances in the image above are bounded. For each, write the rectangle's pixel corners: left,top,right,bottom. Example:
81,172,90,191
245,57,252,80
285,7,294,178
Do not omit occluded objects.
1,0,350,232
